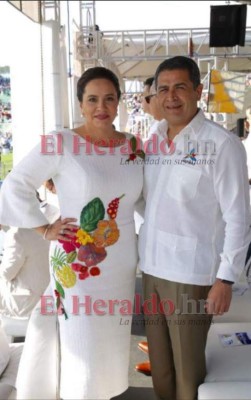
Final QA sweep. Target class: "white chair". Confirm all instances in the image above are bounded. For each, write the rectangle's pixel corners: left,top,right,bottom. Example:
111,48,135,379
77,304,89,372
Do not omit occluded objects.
0,316,29,343
198,322,251,399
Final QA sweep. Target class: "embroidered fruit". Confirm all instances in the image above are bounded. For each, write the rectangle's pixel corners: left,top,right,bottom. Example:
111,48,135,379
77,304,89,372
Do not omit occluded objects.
107,194,125,219
93,219,119,247
56,264,77,288
79,270,89,280
71,263,85,272
77,243,107,266
90,266,101,276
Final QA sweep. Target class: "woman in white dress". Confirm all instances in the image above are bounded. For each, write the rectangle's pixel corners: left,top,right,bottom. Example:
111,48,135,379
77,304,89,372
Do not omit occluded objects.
0,67,144,399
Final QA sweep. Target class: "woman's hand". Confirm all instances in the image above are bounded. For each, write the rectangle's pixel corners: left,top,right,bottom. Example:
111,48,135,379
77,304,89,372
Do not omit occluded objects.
36,218,80,241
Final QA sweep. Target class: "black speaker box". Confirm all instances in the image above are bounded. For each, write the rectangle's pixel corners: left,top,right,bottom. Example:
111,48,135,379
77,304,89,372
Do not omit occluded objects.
209,5,247,47
237,118,245,138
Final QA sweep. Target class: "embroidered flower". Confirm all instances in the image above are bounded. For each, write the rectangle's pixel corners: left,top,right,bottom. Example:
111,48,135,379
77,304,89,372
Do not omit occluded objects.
58,240,75,254
126,136,145,163
59,230,81,254
93,219,120,247
75,229,94,245
52,195,125,318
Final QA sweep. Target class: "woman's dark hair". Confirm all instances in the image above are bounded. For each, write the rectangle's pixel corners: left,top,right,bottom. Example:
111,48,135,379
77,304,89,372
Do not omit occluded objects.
77,66,121,102
154,56,201,89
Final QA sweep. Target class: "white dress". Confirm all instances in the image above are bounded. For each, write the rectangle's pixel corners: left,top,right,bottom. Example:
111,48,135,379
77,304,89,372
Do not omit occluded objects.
0,129,143,399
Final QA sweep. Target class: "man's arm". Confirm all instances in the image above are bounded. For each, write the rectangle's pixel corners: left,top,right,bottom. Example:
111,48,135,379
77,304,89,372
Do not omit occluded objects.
206,136,251,315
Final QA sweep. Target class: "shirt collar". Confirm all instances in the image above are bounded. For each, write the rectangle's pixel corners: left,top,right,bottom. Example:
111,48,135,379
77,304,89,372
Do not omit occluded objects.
156,119,168,139
170,109,205,143
155,109,205,143
187,109,205,135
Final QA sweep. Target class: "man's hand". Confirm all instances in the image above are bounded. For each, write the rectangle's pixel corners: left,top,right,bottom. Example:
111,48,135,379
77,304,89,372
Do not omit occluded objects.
205,279,232,315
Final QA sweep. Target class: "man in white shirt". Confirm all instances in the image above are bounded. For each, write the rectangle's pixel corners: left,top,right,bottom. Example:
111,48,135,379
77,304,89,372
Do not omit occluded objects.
138,56,251,400
142,77,167,139
134,79,167,238
142,77,154,113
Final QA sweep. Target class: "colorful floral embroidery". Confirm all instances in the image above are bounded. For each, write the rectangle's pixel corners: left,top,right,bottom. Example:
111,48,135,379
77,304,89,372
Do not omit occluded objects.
76,229,94,245
93,220,120,247
78,242,107,266
127,136,145,163
51,195,124,318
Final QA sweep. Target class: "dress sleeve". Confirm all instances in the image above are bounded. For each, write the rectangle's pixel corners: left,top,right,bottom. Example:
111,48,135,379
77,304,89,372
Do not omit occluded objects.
0,132,63,228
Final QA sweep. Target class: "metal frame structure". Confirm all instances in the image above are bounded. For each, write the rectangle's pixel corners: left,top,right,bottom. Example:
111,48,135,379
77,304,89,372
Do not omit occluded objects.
38,1,251,132
41,0,60,22
40,1,251,79
76,27,251,61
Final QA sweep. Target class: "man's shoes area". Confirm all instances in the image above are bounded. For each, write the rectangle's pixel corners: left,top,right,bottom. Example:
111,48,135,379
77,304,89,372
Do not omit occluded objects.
137,340,149,354
135,341,151,376
135,361,152,376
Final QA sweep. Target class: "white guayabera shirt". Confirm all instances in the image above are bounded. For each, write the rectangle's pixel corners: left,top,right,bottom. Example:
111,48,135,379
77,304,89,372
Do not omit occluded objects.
139,109,251,285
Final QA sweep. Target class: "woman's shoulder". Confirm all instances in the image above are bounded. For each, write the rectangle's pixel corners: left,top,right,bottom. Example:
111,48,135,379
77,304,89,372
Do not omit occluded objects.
45,128,77,149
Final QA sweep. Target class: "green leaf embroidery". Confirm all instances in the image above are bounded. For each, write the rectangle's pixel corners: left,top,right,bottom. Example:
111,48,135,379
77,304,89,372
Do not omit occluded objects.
66,250,77,263
136,150,145,160
80,197,105,232
56,280,65,298
51,247,67,271
130,136,137,152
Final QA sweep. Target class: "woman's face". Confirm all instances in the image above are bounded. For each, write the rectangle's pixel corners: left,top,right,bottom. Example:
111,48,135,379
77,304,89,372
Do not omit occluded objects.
80,78,119,129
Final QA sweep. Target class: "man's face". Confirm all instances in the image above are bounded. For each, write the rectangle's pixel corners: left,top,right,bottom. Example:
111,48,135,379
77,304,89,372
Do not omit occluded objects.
156,69,203,132
142,84,151,114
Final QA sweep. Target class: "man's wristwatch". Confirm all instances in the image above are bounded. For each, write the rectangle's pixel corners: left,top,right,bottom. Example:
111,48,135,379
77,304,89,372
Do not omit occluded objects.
221,279,234,285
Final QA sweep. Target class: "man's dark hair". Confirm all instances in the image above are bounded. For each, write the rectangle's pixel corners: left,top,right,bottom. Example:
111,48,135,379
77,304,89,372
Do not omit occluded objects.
77,66,121,102
154,56,201,89
143,77,154,88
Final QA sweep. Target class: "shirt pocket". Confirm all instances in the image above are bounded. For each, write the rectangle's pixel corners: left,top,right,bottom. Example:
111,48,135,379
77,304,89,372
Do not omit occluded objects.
166,165,201,202
155,230,197,273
